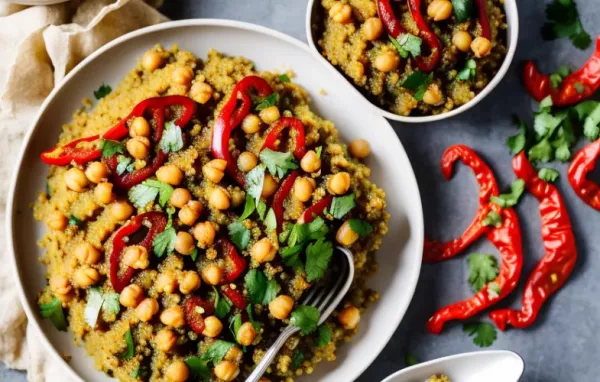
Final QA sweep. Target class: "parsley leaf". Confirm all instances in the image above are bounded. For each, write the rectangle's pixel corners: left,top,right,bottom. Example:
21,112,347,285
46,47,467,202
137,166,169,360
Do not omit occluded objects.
213,287,232,319
255,92,280,111
102,293,121,315
451,0,474,21
456,59,477,81
230,313,243,339
228,222,251,250
128,179,174,208
305,238,333,282
39,297,67,331
246,304,262,332
490,179,525,208
245,270,281,305
582,102,600,141
291,305,320,335
329,194,356,219
528,138,554,163
542,0,591,50
538,167,560,182
257,200,267,220
278,73,291,83
506,115,527,155
152,227,176,257
316,325,332,348
463,322,498,347
389,34,422,58
201,340,235,364
117,327,135,360
348,219,373,237
94,83,112,100
246,165,266,205
265,208,277,232
467,253,499,292
159,121,184,153
398,71,434,101
116,155,134,175
481,210,502,228
68,215,81,226
185,357,210,380
281,245,305,270
238,194,256,221
260,148,298,178
99,139,124,158
84,287,104,328
291,350,304,369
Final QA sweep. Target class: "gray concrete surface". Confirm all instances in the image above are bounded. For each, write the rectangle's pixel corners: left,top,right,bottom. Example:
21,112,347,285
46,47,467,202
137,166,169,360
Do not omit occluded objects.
3,0,599,381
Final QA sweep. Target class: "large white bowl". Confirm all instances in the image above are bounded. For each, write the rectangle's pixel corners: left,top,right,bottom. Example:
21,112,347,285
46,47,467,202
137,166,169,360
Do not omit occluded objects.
305,0,519,123
6,20,423,382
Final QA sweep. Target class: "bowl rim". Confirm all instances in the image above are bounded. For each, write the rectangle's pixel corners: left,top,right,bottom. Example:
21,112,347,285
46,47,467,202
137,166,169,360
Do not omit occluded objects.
305,0,520,123
5,18,424,382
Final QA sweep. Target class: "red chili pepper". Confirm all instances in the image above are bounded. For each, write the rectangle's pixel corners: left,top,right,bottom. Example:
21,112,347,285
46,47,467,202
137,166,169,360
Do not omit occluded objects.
423,145,500,263
377,0,405,39
427,207,523,334
109,212,167,293
522,61,551,102
40,135,101,166
474,0,491,40
217,238,247,283
489,152,577,330
272,170,299,232
567,138,600,210
407,0,442,72
211,76,273,186
261,117,307,159
105,150,168,190
222,285,248,310
184,295,216,334
297,195,333,224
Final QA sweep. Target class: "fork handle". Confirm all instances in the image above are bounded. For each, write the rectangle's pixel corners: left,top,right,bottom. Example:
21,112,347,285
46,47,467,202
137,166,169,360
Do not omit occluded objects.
245,325,300,382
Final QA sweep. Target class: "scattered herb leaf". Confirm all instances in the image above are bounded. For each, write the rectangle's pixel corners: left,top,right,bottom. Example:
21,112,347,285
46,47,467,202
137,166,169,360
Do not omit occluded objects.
278,73,291,83
159,121,184,153
490,179,525,208
305,238,333,282
152,227,176,257
260,148,298,178
39,297,67,331
291,305,320,335
348,219,373,237
245,270,281,305
99,139,124,158
94,83,112,100
255,92,280,111
456,59,477,81
316,325,332,348
538,167,560,182
117,327,135,360
463,322,498,347
329,194,356,219
467,253,499,292
481,211,502,228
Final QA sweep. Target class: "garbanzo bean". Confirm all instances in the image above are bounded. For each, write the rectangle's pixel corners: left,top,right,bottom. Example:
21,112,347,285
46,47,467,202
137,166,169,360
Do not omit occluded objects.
119,284,144,308
129,117,151,137
111,200,134,220
75,242,101,264
338,305,361,329
126,136,150,159
471,37,492,58
209,187,231,210
122,245,150,269
269,295,295,320
202,316,223,337
236,322,257,346
172,67,194,86
348,139,371,159
65,168,88,192
422,84,443,105
427,0,453,21
294,177,315,202
136,298,159,322
46,211,67,231
202,159,227,183
214,360,240,382
156,271,178,294
174,231,195,255
160,306,185,328
452,31,473,52
49,276,72,296
142,50,164,72
241,113,261,134
374,51,400,73
170,188,192,208
363,17,383,41
329,1,352,24
251,238,276,263
336,220,359,246
193,221,216,248
259,106,280,124
327,172,351,195
261,174,278,198
201,264,224,285
238,151,258,172
156,165,183,186
95,182,114,204
155,329,177,352
73,267,100,287
225,347,243,362
165,360,189,382
179,271,201,294
85,162,108,183
178,200,203,226
189,82,213,104
300,150,321,173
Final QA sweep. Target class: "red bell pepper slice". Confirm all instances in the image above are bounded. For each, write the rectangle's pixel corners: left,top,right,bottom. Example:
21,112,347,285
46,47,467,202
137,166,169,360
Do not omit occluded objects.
407,0,442,72
184,295,216,334
216,238,247,283
297,195,333,224
211,76,273,186
109,211,167,293
567,138,600,210
261,117,307,159
40,135,101,166
105,150,167,190
222,285,248,310
272,170,299,232
474,0,492,40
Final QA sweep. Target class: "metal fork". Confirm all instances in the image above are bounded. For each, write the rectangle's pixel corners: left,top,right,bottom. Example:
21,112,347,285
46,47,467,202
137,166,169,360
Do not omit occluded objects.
245,246,355,382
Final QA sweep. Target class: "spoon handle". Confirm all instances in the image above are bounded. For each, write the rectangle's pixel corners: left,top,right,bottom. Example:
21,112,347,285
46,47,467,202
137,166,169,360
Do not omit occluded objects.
245,325,300,382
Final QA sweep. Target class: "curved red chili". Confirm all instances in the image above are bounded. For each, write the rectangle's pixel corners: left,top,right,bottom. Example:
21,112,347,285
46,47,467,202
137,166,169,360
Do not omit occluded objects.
297,195,333,224
105,150,167,190
217,238,247,283
40,135,101,166
377,0,405,38
109,212,167,293
407,0,442,72
567,138,600,210
261,117,307,159
423,145,500,263
222,285,248,310
522,61,551,102
489,152,577,330
474,0,492,40
272,170,299,232
184,296,216,334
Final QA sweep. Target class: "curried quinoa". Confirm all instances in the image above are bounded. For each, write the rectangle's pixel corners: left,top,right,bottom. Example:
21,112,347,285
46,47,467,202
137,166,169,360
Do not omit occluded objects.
34,45,389,381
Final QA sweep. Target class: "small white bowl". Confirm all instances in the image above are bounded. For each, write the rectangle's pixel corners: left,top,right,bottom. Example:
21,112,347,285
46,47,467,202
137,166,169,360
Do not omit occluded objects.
305,0,519,123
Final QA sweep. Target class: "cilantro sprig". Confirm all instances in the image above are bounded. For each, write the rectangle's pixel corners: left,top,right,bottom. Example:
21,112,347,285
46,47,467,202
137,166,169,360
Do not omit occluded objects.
389,34,422,58
290,305,320,335
255,92,280,111
245,270,281,305
399,71,433,101
467,253,499,292
159,121,184,153
39,297,67,331
94,83,112,100
128,179,174,208
542,0,591,50
463,322,498,347
260,148,298,178
456,59,477,81
490,179,525,208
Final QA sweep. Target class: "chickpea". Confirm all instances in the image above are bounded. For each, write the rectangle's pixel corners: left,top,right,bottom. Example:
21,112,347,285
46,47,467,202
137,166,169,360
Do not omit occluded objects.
95,182,114,204
363,17,383,41
329,1,352,24
65,168,88,192
170,188,192,208
129,117,151,137
294,177,315,202
85,162,108,184
336,220,359,246
49,275,72,296
142,50,164,72
165,360,189,382
178,200,204,226
136,298,159,322
269,295,295,320
202,159,227,183
155,329,177,352
73,267,100,287
189,82,213,104
119,284,144,308
214,360,240,382
452,31,473,53
156,165,183,186
261,174,278,198
175,232,195,255
172,67,194,86
338,305,361,329
123,245,150,269
374,51,400,73
259,106,280,124
156,271,178,294
238,151,258,172
241,113,261,134
193,221,216,248
202,316,223,337
348,139,371,159
160,306,185,328
225,347,243,362
422,84,443,105
327,172,351,195
111,200,134,220
46,211,67,231
209,187,231,210
300,150,321,173
237,322,257,346
201,264,224,285
251,238,276,263
126,136,150,160
471,36,492,58
427,0,452,21
75,242,101,264
179,271,201,294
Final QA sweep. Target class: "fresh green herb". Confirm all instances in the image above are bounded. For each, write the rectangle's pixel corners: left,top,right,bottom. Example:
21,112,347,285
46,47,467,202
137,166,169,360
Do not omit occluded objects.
528,138,554,163
463,322,498,347
467,253,499,292
94,83,112,100
99,139,124,158
190,247,199,261
533,105,566,139
487,281,501,299
539,95,554,112
84,287,104,328
116,155,134,175
456,59,477,81
265,208,277,232
506,115,528,155
481,211,502,228
348,219,373,237
581,102,600,141
102,293,121,315
130,365,150,379
238,194,256,221
281,244,305,270
541,0,591,49
316,325,332,348
227,222,251,250
46,182,51,196
128,179,173,208
305,238,333,282
39,297,67,331
68,215,82,226
159,120,184,153
255,92,280,111
329,194,356,219
451,0,474,21
574,82,585,94
399,71,434,101
201,340,235,364
165,206,176,229
213,287,232,319
291,305,320,335
279,222,294,243
405,352,419,366
185,357,211,381
315,146,323,158
245,165,266,205
117,327,135,360
490,179,525,208
245,270,281,305
230,313,243,339
538,167,560,182
291,350,305,369
287,217,328,247
256,200,267,220
278,73,291,83
152,227,176,257
246,304,261,332
389,34,422,58
260,148,298,178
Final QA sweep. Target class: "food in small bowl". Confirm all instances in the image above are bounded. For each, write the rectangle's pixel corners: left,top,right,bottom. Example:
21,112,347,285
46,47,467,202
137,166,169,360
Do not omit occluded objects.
310,0,513,119
33,45,389,381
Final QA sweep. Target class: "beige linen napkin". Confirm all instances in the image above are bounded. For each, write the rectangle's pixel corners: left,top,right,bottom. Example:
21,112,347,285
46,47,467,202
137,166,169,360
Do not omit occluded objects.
0,1,167,380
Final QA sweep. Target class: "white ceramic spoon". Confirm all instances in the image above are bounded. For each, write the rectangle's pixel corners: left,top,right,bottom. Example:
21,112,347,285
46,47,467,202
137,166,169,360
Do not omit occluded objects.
381,350,524,382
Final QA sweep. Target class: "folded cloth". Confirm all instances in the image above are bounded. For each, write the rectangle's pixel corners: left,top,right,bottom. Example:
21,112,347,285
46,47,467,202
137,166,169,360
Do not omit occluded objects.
0,1,167,380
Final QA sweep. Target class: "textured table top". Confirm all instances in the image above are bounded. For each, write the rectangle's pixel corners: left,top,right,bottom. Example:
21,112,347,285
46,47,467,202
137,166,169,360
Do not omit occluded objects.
3,1,600,381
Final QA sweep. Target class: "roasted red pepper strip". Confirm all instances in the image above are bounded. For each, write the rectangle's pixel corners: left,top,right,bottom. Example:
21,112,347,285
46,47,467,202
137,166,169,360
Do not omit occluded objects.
377,0,406,39
298,195,333,224
211,76,273,186
474,0,492,40
272,170,299,232
216,238,247,283
522,61,551,103
423,145,500,263
261,117,307,159
184,295,215,334
567,138,600,210
489,152,577,330
109,212,167,293
105,150,167,190
407,0,442,72
222,285,248,310
40,135,101,166
427,207,523,334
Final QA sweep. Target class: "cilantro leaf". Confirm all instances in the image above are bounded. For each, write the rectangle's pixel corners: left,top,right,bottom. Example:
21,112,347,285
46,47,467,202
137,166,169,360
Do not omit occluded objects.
227,222,251,250
278,73,291,83
128,179,173,208
94,83,112,100
159,120,184,153
305,238,333,282
538,167,560,183
201,340,235,364
451,0,474,21
389,34,422,58
185,357,211,381
291,305,320,335
316,325,332,348
68,215,82,226
246,304,262,332
257,200,267,220
348,219,373,237
399,70,429,90
542,0,591,50
230,313,243,339
245,165,265,204
281,244,305,270
99,139,124,158
329,194,356,219
582,102,600,141
456,59,477,81
528,138,554,163
245,270,281,305
39,297,67,331
463,322,497,347
481,210,502,228
265,208,277,232
260,148,298,178
116,155,134,175
291,350,304,369
255,92,280,111
316,146,323,158
213,287,232,319
506,115,527,155
467,253,499,292
238,194,256,221
84,287,104,328
152,227,176,257
117,327,135,360
490,179,525,208
102,293,121,315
